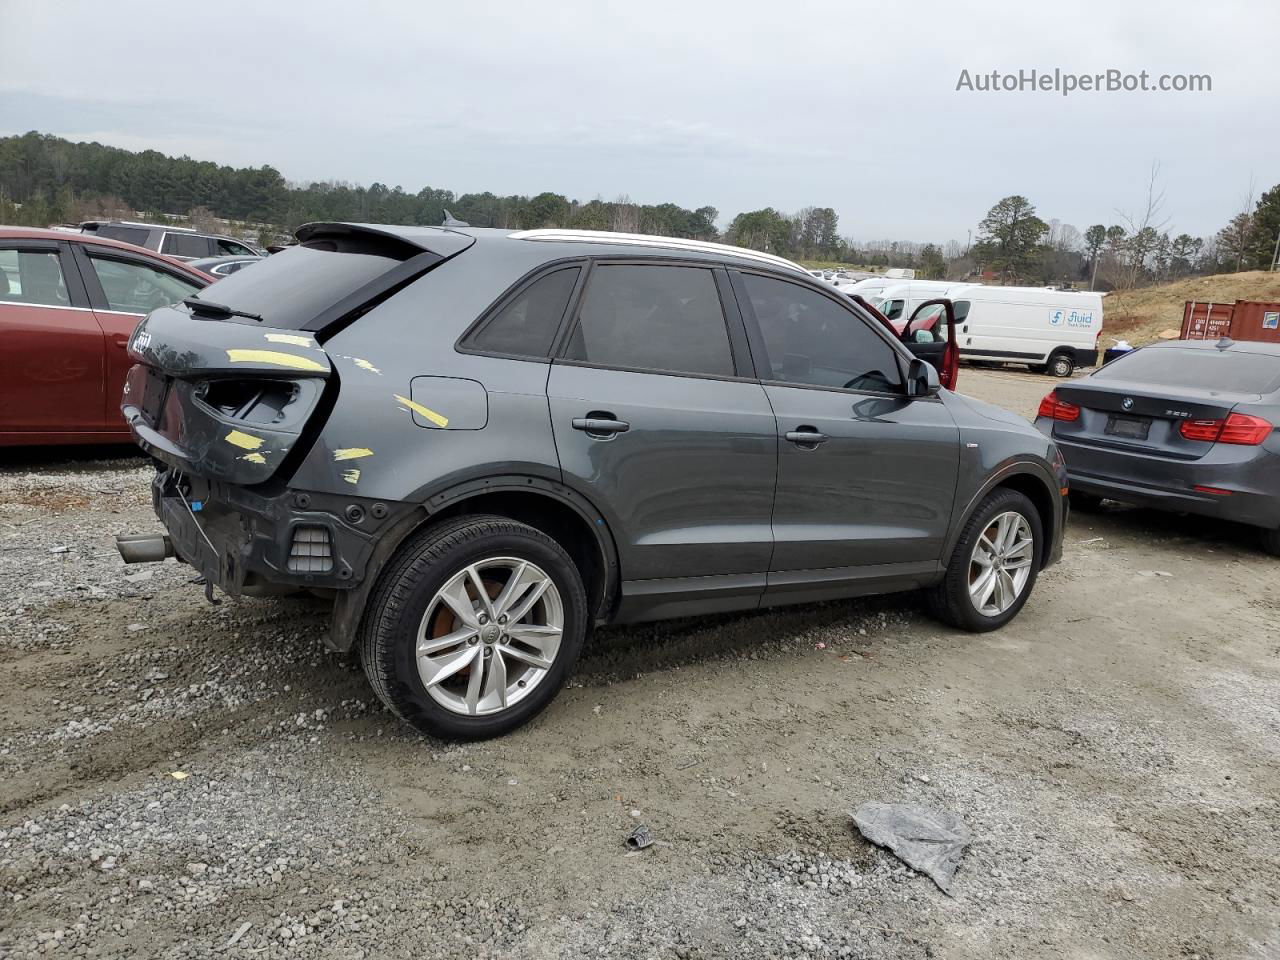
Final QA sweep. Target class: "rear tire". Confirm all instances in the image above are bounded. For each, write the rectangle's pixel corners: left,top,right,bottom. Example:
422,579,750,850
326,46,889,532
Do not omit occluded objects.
1048,352,1075,378
359,514,587,740
927,489,1044,632
1261,527,1280,557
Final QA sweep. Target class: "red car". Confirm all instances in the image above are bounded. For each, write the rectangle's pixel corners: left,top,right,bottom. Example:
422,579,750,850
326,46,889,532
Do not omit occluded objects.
0,228,211,446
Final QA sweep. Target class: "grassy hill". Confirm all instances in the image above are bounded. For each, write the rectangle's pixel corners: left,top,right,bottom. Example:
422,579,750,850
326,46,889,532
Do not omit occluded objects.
1104,270,1280,344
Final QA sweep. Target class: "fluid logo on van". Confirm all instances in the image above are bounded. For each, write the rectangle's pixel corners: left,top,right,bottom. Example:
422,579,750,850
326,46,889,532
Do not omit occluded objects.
1049,309,1095,328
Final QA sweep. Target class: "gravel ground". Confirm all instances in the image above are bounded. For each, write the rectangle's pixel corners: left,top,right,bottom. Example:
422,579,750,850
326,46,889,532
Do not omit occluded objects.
1,369,1278,959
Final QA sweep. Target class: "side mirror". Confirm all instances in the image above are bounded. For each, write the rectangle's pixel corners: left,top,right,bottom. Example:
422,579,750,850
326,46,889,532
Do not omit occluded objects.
906,358,940,397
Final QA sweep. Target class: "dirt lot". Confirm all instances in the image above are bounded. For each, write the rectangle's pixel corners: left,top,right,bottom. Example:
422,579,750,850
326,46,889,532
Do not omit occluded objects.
2,367,1277,960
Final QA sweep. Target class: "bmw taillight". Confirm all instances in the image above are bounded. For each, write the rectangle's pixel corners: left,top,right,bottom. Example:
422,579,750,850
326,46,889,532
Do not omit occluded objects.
1179,413,1273,446
1037,390,1080,422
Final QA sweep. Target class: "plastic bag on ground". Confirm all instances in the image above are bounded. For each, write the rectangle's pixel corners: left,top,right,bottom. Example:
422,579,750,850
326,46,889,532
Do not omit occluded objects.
852,801,971,894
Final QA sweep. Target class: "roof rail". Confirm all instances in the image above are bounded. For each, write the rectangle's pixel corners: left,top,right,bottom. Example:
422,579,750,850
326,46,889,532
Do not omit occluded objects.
507,229,808,275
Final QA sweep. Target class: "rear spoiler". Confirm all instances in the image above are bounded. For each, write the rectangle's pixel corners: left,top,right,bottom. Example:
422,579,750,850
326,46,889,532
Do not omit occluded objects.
291,222,475,337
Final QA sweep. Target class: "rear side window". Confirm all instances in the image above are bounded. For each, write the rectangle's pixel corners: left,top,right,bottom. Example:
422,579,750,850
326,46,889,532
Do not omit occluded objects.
0,249,69,306
565,264,734,377
1095,347,1280,394
467,267,580,357
95,225,151,247
162,233,213,258
742,273,903,393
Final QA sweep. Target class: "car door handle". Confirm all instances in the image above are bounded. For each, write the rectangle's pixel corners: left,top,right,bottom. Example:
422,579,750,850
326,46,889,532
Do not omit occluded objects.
785,428,829,446
572,416,630,438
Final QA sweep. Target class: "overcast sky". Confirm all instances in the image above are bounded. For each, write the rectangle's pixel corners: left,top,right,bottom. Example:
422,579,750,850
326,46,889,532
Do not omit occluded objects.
1,0,1276,244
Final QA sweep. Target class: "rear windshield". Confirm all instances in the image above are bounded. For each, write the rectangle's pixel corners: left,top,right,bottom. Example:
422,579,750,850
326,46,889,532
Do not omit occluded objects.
188,243,404,330
1095,346,1280,394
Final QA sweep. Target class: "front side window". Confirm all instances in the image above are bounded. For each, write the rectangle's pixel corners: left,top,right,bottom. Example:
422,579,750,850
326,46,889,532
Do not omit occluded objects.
565,264,734,377
742,273,903,393
217,239,255,257
880,298,905,322
162,233,212,259
0,249,69,307
468,266,580,357
88,256,200,313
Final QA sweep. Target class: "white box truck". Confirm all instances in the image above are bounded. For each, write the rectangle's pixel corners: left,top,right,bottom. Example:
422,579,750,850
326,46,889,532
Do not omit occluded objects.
939,284,1103,377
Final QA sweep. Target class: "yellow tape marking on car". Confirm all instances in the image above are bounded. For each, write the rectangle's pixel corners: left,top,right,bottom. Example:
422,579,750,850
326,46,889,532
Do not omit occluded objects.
350,357,381,374
241,452,267,464
264,333,315,347
333,447,374,461
342,468,361,485
225,429,265,450
394,394,449,427
225,349,327,372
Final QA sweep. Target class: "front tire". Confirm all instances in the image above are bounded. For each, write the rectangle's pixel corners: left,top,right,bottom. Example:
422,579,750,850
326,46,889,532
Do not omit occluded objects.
1069,490,1105,512
927,489,1043,632
359,515,587,740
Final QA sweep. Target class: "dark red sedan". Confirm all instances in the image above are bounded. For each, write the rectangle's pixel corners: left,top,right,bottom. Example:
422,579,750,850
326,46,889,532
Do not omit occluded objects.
0,228,211,446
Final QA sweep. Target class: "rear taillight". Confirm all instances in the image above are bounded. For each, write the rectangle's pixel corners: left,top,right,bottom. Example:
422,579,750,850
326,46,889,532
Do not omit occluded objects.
1037,390,1080,422
1179,413,1273,446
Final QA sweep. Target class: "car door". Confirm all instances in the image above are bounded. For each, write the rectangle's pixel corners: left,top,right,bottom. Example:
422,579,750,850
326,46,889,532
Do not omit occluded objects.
0,241,109,437
730,270,960,596
72,244,205,429
547,260,777,617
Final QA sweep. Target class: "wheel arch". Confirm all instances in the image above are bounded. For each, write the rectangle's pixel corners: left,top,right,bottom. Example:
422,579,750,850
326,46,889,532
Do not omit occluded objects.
946,462,1061,571
327,475,620,651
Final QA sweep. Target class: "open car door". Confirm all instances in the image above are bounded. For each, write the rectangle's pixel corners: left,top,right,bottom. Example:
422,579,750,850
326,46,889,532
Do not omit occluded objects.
852,294,959,391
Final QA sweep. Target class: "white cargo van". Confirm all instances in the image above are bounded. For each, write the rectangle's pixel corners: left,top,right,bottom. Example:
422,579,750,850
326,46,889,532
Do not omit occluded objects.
943,284,1102,377
840,277,957,308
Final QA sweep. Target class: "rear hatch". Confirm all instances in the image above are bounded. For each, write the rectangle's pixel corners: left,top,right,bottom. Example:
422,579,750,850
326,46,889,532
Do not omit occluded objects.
121,223,473,484
1047,344,1279,462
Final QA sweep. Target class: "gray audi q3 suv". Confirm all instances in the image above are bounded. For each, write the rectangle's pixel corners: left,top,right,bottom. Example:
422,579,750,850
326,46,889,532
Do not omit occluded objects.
118,223,1067,739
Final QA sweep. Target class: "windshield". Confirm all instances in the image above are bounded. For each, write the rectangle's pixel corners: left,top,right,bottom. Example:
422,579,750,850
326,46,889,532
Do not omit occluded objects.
1095,347,1280,394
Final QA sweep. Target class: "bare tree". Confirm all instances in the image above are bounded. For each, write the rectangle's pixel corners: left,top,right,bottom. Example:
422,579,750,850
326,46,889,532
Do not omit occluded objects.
1106,162,1171,318
1216,178,1256,272
610,195,641,233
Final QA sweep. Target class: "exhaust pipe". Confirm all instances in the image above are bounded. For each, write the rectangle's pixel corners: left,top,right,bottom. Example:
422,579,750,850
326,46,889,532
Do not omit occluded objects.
116,533,175,564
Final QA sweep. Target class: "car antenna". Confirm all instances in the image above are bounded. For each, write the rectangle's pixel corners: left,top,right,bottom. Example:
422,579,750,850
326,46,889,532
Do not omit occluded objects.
1215,336,1234,351
441,210,470,228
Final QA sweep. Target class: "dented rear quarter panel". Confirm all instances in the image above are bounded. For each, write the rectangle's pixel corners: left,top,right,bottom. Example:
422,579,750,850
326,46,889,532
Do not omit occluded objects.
289,243,570,502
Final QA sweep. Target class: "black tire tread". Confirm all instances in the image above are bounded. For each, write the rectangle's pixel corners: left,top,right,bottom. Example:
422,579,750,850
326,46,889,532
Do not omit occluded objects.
358,513,585,737
926,488,1042,631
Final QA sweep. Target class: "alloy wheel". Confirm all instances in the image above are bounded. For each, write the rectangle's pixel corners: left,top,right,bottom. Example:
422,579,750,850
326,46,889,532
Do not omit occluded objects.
416,557,564,716
968,511,1034,617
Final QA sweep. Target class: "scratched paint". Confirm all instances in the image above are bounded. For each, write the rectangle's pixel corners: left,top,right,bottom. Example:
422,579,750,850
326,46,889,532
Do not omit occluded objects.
342,468,361,485
394,394,449,428
241,452,267,464
225,429,265,450
338,355,381,374
226,349,326,372
333,447,374,461
264,333,315,347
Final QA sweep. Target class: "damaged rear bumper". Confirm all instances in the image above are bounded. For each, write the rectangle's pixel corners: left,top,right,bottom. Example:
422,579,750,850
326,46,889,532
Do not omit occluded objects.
150,468,414,598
